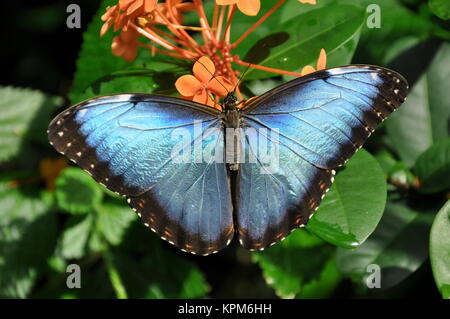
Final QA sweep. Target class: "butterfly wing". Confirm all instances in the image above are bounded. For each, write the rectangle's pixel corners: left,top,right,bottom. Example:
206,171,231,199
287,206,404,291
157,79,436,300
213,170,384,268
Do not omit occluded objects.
236,65,408,249
48,94,233,255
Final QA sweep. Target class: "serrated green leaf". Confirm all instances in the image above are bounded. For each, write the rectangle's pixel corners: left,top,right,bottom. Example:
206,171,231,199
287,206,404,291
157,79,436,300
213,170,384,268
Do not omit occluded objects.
57,215,94,259
242,3,365,80
430,200,450,299
336,200,434,290
0,181,57,298
296,256,342,299
386,43,450,166
55,167,103,214
0,86,62,162
429,0,450,20
252,230,335,298
414,138,450,194
96,200,136,246
307,149,387,248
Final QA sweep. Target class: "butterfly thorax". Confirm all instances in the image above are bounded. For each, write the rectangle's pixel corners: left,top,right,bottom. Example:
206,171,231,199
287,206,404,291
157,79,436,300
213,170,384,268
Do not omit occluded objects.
222,93,241,170
222,92,240,129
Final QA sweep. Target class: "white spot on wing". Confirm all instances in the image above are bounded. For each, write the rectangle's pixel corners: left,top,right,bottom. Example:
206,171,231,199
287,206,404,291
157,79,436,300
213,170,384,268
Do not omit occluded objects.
327,68,347,75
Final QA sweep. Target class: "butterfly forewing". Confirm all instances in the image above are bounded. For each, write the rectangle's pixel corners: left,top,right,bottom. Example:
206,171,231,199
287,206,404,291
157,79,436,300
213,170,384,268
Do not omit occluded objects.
48,94,234,255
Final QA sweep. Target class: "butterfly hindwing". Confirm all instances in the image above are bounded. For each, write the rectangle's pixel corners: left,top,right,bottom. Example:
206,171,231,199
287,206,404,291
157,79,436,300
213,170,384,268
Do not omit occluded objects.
236,65,408,249
48,94,234,255
236,126,335,250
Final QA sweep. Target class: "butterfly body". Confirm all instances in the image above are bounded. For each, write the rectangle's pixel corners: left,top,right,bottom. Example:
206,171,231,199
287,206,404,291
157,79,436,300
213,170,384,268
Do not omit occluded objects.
48,65,408,255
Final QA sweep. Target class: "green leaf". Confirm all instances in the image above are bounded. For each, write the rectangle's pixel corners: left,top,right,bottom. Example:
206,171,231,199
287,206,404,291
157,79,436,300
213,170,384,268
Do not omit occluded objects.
55,167,103,214
57,215,94,259
336,200,434,290
355,0,441,64
0,181,57,298
252,230,336,298
296,256,342,299
430,200,450,299
96,200,137,246
103,250,128,299
69,0,129,103
70,0,185,104
241,3,365,80
386,43,450,166
374,150,397,176
0,86,62,162
429,0,450,20
414,138,450,194
307,149,387,248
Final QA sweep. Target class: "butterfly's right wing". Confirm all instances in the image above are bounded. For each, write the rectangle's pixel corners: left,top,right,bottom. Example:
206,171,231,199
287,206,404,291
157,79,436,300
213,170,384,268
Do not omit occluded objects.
235,65,408,250
48,94,234,255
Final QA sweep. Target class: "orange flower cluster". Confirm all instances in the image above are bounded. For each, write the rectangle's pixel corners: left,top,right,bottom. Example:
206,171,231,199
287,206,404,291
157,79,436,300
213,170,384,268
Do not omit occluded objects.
100,0,326,107
176,56,233,108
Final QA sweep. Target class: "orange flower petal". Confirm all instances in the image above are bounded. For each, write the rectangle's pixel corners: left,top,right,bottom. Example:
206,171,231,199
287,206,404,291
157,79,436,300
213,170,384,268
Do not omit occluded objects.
144,0,157,12
119,0,135,10
237,0,260,16
119,28,138,42
316,48,327,70
208,76,233,97
193,56,215,84
101,5,118,21
39,157,68,191
301,65,316,76
216,0,239,5
127,0,144,15
121,43,138,62
192,90,215,107
112,36,126,56
299,0,317,4
175,75,202,96
100,20,112,37
240,96,257,109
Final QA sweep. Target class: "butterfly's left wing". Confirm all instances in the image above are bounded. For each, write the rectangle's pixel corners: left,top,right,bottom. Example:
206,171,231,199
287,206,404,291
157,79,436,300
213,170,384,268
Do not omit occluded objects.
48,94,234,255
236,65,408,250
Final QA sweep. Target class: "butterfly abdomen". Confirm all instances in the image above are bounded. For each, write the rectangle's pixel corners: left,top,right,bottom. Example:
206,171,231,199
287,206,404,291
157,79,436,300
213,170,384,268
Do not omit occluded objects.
223,108,242,170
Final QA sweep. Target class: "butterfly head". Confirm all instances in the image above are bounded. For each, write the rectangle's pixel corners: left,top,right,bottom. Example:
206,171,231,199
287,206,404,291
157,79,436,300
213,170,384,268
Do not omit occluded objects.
223,92,238,110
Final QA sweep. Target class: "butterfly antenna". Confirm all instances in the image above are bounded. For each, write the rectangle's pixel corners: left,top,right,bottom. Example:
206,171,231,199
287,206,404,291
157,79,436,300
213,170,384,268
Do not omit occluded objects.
232,44,266,100
232,60,252,95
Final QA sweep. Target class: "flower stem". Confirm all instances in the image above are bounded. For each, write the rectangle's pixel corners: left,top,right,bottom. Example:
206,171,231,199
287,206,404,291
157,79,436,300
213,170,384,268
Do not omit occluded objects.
103,250,128,299
215,5,226,42
234,59,302,77
222,5,236,45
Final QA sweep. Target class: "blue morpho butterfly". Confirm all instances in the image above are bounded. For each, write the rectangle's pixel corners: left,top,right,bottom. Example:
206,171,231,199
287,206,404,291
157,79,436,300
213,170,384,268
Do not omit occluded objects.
48,65,408,256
